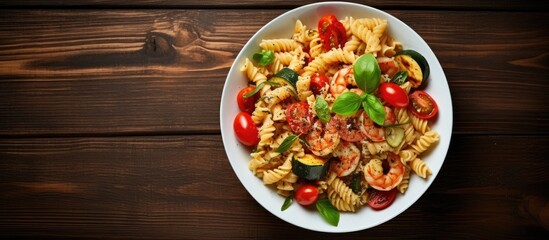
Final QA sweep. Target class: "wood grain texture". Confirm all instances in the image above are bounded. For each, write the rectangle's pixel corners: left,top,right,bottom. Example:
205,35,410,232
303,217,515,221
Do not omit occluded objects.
0,135,547,239
0,10,548,136
1,0,548,11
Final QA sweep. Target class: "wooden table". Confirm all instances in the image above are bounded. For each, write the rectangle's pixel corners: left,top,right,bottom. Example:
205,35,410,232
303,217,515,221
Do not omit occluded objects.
1,1,548,239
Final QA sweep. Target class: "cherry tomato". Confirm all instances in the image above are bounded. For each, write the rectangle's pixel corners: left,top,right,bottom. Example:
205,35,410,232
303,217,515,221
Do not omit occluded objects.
408,91,438,119
310,74,329,95
233,112,259,147
367,188,398,210
286,102,313,136
318,14,347,51
237,86,258,115
379,82,409,108
295,184,319,206
318,14,339,34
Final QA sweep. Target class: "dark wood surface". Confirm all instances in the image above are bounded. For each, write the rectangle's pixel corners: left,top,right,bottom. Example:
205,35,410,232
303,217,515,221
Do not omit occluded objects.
1,1,548,239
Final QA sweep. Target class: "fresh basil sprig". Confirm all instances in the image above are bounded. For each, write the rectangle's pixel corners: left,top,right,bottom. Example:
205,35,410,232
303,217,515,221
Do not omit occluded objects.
281,195,293,211
332,53,386,125
243,80,281,98
275,135,298,153
390,70,408,85
253,50,275,66
315,198,340,226
354,53,381,93
315,96,331,123
331,92,362,116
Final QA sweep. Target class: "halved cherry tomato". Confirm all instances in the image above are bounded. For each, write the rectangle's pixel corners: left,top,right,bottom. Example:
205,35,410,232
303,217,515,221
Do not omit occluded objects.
286,102,313,136
295,184,319,206
237,86,258,114
318,14,339,34
367,188,398,210
408,90,438,119
310,74,329,95
233,112,259,147
379,82,409,108
318,14,347,51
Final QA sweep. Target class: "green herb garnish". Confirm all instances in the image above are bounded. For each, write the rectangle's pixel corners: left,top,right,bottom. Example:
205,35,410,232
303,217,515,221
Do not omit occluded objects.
315,96,331,123
281,195,293,211
253,50,275,66
315,198,340,226
275,135,298,153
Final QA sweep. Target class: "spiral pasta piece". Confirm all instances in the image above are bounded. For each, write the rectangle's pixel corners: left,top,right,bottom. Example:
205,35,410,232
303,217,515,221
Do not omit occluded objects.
274,51,294,65
409,111,430,134
343,35,362,53
399,149,418,163
258,114,275,149
262,154,293,184
276,171,299,197
409,157,432,178
249,150,268,174
240,58,268,85
411,130,439,154
398,166,411,193
252,101,270,125
292,19,307,45
330,177,360,206
395,107,417,145
309,37,323,58
260,39,300,52
264,85,295,107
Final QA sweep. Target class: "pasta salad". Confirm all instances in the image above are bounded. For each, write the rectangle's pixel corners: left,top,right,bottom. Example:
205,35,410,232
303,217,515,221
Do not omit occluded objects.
232,13,440,226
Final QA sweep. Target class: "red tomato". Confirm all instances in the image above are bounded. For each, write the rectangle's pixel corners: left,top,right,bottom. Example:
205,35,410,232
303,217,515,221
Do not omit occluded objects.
318,14,339,34
408,91,438,119
233,112,259,147
367,188,398,210
295,184,319,206
318,14,347,51
286,102,313,136
237,86,258,115
379,82,409,108
310,74,329,95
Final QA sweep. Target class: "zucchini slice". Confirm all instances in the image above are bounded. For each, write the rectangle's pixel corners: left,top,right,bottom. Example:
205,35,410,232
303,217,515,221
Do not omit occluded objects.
269,68,299,99
395,54,423,88
396,50,430,88
292,154,330,180
273,67,299,87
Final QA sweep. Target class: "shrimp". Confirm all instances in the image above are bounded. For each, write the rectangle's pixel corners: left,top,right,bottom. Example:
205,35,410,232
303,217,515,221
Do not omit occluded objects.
359,106,396,142
333,113,367,142
329,67,356,98
306,118,341,156
377,57,399,78
330,141,361,177
363,152,404,191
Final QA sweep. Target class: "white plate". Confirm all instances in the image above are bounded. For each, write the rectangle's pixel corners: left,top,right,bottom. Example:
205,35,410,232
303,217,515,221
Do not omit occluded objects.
220,1,453,233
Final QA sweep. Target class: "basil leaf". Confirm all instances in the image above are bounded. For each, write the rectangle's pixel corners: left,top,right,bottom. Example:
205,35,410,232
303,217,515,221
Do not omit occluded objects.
332,91,361,116
281,195,293,211
362,94,386,126
298,137,310,148
253,50,275,66
275,135,298,153
315,198,340,226
315,97,331,124
390,71,408,85
353,53,381,93
243,80,281,98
